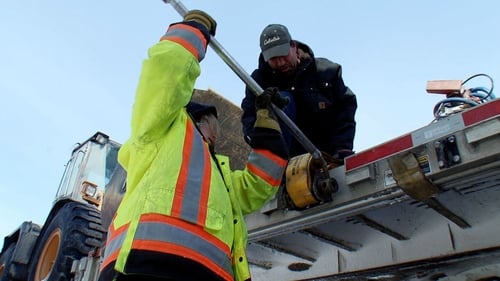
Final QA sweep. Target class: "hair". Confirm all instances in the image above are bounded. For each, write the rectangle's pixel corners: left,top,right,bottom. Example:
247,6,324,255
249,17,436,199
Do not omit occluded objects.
196,113,220,139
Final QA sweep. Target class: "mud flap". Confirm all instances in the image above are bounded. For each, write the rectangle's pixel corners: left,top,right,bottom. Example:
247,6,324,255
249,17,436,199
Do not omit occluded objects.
388,153,439,201
388,153,470,228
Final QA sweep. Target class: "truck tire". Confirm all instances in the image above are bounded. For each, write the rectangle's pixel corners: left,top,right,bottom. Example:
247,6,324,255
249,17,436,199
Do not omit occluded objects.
28,202,106,281
0,244,15,280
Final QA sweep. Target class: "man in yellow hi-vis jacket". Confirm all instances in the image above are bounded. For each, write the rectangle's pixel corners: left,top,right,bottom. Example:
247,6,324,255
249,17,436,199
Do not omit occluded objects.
98,9,289,281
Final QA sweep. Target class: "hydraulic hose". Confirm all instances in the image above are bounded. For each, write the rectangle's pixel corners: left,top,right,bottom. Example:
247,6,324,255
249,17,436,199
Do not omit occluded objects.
433,73,496,119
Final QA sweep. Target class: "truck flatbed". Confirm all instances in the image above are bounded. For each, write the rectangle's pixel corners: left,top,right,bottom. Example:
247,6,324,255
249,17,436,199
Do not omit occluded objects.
246,99,500,280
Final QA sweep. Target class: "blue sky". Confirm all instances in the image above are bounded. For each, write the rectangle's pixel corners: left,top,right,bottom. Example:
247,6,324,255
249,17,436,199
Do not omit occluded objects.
1,1,498,245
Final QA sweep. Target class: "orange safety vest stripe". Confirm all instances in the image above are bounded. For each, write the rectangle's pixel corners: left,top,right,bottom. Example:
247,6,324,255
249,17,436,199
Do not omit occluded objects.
101,222,128,270
160,24,207,61
247,149,288,186
139,213,230,252
172,120,211,225
101,213,234,280
134,214,233,280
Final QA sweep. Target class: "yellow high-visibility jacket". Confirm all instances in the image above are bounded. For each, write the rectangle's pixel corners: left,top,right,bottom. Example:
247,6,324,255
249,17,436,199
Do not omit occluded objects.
101,24,287,281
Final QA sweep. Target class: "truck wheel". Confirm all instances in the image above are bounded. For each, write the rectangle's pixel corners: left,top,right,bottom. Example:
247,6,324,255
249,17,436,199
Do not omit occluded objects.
0,244,15,280
28,202,106,281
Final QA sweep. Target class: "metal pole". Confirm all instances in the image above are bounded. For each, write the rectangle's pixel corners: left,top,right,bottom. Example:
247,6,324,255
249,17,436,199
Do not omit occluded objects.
162,0,327,167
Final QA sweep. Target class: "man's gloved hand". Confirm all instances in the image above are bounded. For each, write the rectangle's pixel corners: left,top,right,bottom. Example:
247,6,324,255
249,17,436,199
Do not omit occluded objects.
183,10,217,36
248,87,289,158
254,87,288,133
255,87,289,110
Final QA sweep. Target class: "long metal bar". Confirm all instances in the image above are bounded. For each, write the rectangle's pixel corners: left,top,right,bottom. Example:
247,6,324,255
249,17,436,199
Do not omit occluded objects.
162,0,326,166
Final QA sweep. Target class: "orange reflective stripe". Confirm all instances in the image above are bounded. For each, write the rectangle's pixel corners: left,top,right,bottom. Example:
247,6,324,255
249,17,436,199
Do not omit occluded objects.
162,36,200,61
100,247,119,270
159,24,207,61
248,164,281,186
254,148,288,167
133,240,232,280
172,23,208,46
101,222,129,270
247,149,287,186
172,120,212,226
107,220,128,241
135,214,233,280
172,120,193,217
140,214,229,251
197,145,211,224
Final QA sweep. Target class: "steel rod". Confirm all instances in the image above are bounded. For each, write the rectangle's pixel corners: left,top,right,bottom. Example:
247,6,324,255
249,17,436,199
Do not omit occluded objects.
162,0,326,164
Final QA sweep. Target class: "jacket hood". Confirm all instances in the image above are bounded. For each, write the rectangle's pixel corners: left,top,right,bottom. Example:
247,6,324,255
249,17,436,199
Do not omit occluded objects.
186,101,218,120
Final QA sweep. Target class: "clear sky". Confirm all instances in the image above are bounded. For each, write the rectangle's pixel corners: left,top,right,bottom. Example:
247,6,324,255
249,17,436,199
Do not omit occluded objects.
1,1,498,246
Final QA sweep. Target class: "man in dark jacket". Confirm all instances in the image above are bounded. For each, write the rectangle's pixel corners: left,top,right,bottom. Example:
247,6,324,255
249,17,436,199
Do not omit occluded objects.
241,24,358,159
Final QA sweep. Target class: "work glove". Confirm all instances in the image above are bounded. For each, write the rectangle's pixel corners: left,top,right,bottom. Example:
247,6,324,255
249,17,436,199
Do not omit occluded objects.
184,10,217,37
249,87,290,159
255,87,289,110
254,88,288,132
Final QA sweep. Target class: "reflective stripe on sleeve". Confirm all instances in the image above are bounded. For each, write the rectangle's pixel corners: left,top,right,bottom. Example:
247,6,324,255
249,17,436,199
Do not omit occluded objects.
247,149,287,186
160,23,207,61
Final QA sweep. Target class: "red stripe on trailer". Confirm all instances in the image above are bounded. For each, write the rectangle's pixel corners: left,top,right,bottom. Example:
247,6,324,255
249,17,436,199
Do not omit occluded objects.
462,99,500,127
346,99,499,172
345,134,413,171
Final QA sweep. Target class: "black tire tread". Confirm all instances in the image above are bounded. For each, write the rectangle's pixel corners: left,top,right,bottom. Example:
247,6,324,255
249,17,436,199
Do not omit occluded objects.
28,201,106,281
0,244,15,281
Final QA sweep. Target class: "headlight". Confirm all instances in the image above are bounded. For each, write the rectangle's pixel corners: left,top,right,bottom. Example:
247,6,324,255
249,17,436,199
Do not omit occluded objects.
82,182,97,197
81,181,103,209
